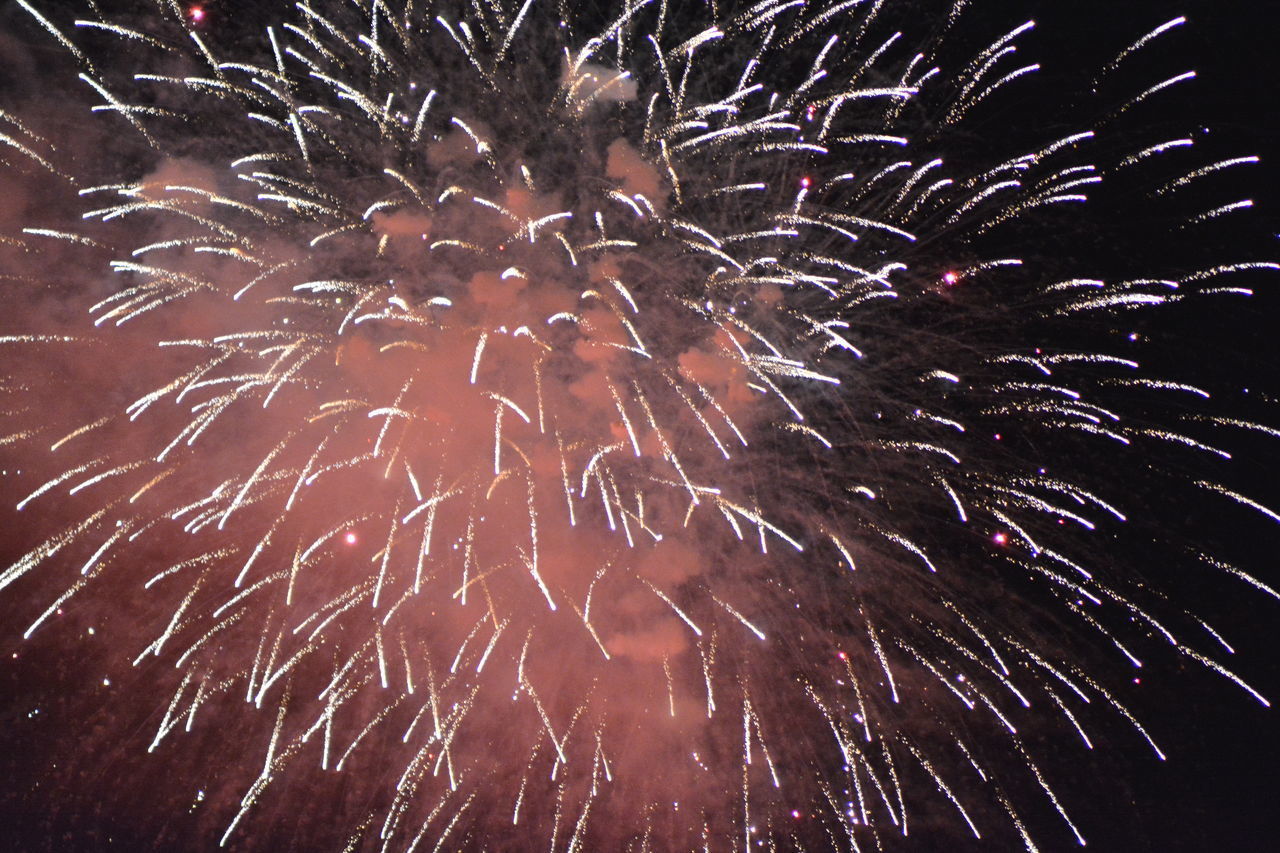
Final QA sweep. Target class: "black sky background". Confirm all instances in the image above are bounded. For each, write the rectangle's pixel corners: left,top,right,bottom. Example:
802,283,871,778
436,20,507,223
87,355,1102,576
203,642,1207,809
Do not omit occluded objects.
1,0,1277,850
1053,2,1280,849
953,2,1280,849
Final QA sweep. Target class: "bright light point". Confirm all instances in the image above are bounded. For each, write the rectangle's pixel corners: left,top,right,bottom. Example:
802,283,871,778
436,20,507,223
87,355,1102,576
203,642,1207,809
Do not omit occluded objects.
344,532,358,545
943,271,959,285
800,177,811,188
993,532,1009,545
791,810,802,819
837,651,847,660
188,6,205,22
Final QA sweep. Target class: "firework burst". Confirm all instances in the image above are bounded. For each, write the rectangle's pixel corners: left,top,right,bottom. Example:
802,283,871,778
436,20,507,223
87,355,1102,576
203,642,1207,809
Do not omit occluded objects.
1,0,1276,848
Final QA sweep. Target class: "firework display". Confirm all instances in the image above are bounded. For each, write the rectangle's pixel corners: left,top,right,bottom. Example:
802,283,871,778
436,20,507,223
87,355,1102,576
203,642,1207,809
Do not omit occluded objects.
1,0,1275,849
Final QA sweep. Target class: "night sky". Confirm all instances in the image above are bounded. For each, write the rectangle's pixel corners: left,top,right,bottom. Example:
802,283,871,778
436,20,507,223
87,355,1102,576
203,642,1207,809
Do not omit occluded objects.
1021,5,1280,845
1,0,1277,850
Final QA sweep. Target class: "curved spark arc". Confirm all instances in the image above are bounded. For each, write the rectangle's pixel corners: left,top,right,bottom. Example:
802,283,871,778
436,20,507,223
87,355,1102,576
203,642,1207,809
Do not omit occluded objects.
1,0,1276,849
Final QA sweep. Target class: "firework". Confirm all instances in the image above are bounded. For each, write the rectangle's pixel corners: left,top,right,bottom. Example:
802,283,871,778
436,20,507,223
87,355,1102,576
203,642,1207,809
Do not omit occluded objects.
1,0,1275,848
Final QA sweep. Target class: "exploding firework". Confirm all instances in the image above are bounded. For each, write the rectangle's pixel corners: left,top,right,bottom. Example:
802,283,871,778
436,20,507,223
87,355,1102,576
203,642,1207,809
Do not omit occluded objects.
1,0,1276,849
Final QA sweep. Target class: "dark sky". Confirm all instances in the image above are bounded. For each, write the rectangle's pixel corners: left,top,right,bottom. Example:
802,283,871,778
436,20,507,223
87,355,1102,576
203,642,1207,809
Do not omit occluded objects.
974,2,1280,849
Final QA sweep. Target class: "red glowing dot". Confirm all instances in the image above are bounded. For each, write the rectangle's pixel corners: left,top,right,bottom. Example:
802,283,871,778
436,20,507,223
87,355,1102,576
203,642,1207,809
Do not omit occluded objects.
837,651,848,661
188,6,205,22
993,433,1002,441
799,176,811,189
942,271,959,285
344,532,358,545
993,532,1008,545
791,810,802,819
